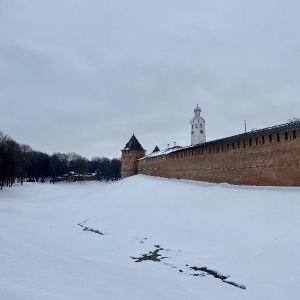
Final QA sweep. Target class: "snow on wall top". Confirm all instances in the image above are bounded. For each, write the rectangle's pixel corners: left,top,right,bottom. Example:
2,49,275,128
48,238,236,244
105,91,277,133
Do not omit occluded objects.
139,120,300,160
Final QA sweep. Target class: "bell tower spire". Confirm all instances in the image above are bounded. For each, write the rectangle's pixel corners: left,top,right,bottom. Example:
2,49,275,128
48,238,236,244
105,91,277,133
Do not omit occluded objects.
189,104,206,145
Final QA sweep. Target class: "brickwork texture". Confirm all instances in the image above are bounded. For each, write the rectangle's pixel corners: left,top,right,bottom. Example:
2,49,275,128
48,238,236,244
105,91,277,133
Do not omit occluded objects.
137,129,300,186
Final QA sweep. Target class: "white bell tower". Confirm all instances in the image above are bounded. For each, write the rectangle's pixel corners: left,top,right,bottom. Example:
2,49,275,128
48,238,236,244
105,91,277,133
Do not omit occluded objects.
190,104,206,145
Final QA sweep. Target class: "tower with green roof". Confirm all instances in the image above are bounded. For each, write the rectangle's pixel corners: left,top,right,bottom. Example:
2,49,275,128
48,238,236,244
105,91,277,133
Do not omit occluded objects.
121,134,146,179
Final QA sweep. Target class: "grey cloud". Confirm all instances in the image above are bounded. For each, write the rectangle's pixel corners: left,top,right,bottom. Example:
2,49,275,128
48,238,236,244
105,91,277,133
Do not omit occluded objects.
0,0,299,158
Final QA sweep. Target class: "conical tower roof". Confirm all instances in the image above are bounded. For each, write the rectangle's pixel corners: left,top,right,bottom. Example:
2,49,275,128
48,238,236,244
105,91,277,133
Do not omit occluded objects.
152,145,160,153
124,134,144,151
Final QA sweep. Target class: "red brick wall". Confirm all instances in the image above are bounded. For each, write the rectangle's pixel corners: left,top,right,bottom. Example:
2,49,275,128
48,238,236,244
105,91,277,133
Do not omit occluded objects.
137,129,300,186
121,149,146,179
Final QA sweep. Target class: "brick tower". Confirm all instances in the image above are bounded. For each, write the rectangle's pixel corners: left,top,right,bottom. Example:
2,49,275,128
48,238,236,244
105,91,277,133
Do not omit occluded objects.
121,134,146,179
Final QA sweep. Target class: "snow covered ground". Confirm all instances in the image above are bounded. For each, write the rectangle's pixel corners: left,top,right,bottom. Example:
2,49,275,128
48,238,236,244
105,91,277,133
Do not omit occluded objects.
0,175,299,300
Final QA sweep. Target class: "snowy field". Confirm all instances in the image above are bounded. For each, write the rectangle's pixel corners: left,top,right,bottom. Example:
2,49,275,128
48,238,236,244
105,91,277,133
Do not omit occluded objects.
0,175,299,300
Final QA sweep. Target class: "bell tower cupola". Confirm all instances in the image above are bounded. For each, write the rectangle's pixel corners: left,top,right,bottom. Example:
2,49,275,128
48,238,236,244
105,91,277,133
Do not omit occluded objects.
190,104,206,146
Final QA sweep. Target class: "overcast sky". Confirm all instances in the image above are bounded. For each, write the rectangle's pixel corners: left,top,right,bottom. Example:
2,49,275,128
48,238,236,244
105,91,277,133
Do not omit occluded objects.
1,0,299,159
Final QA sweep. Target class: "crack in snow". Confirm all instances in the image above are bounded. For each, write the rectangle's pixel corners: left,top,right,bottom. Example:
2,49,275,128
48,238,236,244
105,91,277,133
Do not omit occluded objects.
187,265,246,290
78,219,105,235
131,240,246,290
131,245,168,262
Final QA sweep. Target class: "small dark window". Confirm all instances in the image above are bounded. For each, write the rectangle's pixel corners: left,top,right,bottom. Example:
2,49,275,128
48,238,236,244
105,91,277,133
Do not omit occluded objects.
255,138,258,145
293,130,296,139
262,136,265,144
277,133,280,142
232,143,235,150
269,134,272,142
249,139,252,146
243,140,246,148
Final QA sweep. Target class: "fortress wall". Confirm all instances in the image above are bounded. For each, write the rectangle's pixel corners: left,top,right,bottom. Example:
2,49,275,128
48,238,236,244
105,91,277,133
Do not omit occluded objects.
137,129,300,186
121,149,146,179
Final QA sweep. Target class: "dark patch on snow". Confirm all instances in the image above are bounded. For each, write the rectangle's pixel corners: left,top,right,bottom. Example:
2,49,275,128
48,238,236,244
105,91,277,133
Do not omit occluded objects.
131,241,246,291
191,273,205,277
225,280,246,289
78,220,105,235
189,266,228,280
131,245,168,262
187,264,246,290
140,238,148,244
163,262,177,269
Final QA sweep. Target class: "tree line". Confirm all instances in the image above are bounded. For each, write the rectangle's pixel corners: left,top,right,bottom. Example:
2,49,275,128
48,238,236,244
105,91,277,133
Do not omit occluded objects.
0,130,121,189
